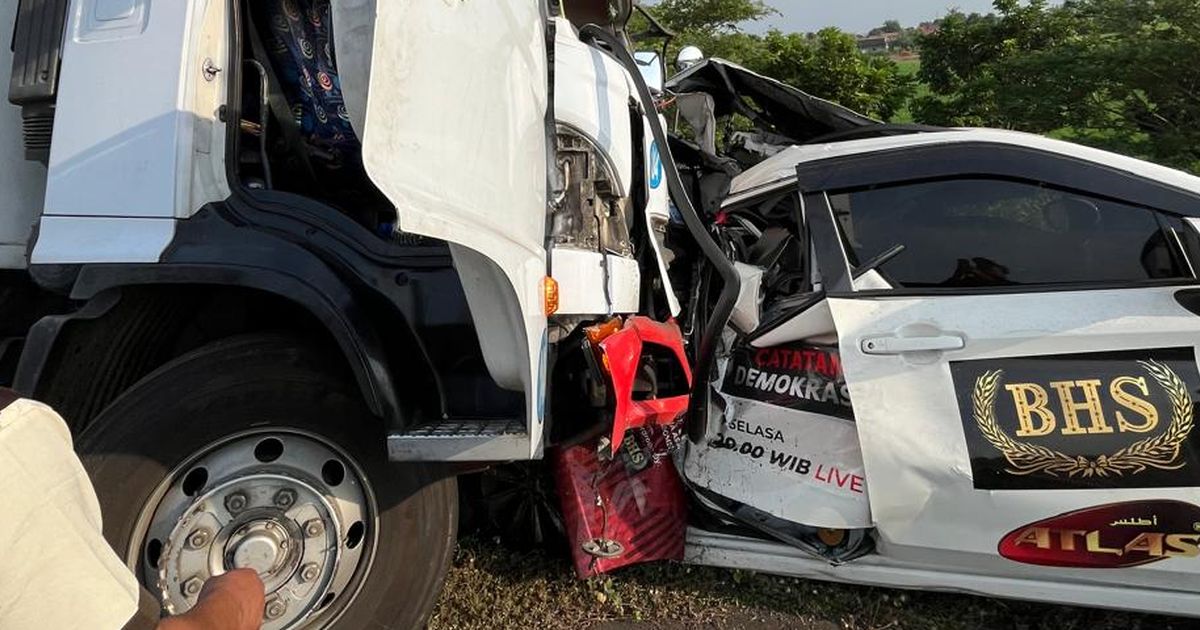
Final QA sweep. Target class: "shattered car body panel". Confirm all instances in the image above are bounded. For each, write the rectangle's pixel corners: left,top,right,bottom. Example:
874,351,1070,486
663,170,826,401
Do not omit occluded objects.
594,316,692,454
683,341,871,529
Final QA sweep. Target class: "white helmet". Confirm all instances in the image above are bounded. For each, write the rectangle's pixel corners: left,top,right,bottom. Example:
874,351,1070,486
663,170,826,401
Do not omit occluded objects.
676,46,705,72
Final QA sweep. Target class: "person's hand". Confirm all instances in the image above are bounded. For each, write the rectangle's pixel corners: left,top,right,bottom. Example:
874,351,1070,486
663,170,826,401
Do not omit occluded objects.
156,569,266,630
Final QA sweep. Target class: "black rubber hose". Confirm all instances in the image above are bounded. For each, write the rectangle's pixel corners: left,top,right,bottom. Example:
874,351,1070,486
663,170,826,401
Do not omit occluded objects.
579,25,741,442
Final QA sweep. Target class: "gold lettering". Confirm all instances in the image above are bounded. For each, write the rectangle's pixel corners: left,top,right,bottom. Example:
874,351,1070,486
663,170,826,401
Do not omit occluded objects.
1165,534,1200,558
1013,527,1051,549
1057,529,1087,551
1085,530,1123,555
1006,383,1056,437
1123,532,1164,557
1050,380,1114,435
1110,376,1160,433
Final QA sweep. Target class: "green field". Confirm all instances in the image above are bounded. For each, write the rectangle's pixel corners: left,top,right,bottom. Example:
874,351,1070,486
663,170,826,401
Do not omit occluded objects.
890,57,928,124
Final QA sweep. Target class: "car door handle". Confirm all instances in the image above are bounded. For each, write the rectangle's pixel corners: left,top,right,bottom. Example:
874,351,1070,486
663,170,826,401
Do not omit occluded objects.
861,334,965,355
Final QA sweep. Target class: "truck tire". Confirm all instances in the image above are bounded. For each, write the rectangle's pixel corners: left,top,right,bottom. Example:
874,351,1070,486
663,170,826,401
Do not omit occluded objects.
76,334,456,630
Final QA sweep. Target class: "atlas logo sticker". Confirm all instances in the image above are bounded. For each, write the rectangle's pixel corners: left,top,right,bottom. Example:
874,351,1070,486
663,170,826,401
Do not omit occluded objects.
999,500,1200,568
951,348,1200,490
648,141,664,189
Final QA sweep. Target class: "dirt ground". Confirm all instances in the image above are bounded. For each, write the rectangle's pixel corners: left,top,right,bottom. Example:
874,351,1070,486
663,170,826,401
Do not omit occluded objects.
429,538,1194,630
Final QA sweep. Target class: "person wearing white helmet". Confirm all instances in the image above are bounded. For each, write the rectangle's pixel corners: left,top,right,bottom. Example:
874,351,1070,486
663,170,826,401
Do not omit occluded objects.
676,45,705,72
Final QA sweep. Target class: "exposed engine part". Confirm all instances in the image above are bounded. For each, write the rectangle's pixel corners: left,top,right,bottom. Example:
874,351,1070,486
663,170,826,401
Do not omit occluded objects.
549,315,591,343
552,125,634,258
458,461,566,550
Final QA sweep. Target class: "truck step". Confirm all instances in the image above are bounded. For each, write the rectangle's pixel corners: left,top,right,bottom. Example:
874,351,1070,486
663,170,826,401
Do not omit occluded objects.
387,417,529,461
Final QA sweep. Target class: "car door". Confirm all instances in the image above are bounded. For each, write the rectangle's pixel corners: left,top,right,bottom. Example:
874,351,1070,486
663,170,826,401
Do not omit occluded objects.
356,2,551,455
683,186,872,530
804,137,1200,593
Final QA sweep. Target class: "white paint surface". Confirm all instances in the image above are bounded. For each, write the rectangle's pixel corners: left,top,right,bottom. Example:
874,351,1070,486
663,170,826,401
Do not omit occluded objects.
685,393,871,528
551,247,640,315
554,19,633,196
48,0,226,221
726,128,1200,203
642,114,681,316
32,216,175,264
687,528,1200,617
829,286,1200,591
362,2,549,453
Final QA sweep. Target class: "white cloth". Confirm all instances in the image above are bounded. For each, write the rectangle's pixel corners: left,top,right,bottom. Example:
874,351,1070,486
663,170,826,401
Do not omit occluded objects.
0,398,139,630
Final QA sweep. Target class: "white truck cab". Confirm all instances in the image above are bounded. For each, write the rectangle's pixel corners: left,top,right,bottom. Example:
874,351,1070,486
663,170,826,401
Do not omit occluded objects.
2,1,706,626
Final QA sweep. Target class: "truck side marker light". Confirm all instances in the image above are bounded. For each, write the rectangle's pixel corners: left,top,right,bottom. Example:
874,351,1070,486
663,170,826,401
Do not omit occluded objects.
543,276,559,316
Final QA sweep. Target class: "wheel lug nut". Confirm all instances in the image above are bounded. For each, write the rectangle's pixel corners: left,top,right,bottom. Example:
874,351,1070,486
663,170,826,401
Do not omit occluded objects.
264,596,287,620
299,562,320,583
186,528,211,549
304,519,324,537
274,489,296,508
225,492,248,514
182,576,204,597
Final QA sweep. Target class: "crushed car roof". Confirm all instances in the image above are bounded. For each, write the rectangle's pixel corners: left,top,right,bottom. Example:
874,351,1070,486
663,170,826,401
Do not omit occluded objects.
724,128,1200,202
666,58,877,145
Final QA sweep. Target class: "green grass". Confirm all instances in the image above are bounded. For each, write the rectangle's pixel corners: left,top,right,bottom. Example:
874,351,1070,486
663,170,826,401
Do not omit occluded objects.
430,537,1188,629
890,57,929,125
895,58,922,76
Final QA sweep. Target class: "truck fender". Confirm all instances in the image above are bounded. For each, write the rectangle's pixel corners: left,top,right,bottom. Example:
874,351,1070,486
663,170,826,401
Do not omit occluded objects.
20,240,411,426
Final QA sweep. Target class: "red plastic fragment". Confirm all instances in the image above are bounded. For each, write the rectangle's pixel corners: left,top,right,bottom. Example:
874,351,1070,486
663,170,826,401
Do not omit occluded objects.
597,316,692,455
552,422,688,578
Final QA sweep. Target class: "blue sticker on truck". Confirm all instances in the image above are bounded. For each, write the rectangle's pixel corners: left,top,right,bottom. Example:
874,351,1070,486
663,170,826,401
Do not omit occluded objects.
649,141,664,189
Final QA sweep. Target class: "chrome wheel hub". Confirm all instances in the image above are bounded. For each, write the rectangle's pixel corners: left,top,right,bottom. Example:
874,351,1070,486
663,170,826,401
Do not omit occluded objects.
135,432,375,630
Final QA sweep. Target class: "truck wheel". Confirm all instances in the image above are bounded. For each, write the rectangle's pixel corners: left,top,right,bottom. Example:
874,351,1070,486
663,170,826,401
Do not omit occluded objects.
77,334,456,630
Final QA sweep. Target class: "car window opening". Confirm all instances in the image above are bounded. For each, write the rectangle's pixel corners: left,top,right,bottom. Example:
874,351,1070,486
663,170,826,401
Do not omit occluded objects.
827,176,1193,289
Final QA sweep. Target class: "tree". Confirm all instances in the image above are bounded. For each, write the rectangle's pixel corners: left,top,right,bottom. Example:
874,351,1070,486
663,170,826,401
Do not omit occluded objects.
753,28,914,119
643,1,914,121
869,19,903,36
914,0,1200,173
650,0,776,35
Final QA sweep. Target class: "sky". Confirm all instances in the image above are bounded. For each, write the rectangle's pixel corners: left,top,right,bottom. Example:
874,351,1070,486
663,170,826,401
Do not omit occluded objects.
744,0,1016,35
